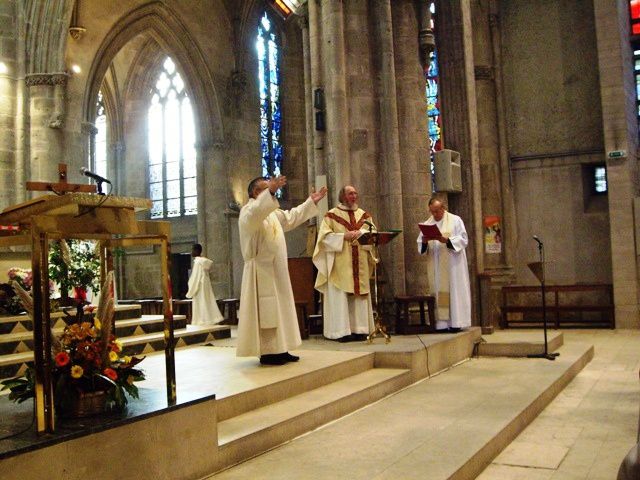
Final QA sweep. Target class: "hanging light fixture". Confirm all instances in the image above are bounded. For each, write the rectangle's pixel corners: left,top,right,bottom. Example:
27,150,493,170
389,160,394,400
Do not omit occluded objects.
68,0,86,40
269,0,306,19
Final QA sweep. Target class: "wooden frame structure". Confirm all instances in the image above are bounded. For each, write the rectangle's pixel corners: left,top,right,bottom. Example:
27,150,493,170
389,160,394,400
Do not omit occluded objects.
0,193,176,433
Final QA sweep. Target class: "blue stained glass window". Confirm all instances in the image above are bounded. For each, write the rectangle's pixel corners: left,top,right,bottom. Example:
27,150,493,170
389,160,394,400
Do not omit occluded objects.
147,57,197,219
257,12,283,195
425,3,442,191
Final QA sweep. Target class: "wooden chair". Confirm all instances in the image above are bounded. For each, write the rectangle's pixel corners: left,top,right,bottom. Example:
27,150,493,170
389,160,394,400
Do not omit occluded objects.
394,295,436,334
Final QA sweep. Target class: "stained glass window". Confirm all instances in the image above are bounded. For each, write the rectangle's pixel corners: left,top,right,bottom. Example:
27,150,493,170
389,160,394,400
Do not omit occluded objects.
631,0,640,34
256,12,283,195
148,57,197,219
594,165,607,194
94,91,107,180
631,1,640,130
425,2,442,191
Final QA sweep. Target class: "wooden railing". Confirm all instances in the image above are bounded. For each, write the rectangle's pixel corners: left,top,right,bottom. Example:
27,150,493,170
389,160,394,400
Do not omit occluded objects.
501,284,614,329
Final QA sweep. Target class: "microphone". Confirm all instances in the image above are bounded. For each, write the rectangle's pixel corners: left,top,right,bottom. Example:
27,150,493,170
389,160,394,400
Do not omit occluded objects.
363,220,375,231
80,167,111,184
533,235,542,245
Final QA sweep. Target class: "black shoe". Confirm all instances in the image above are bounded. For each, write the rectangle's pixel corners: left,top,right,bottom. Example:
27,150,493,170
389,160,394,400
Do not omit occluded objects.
284,352,299,362
337,334,356,343
260,354,288,365
434,329,449,334
353,333,368,341
448,327,462,333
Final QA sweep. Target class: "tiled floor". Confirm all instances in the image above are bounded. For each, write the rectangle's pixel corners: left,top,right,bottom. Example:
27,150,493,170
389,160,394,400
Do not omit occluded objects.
207,330,639,480
478,330,640,480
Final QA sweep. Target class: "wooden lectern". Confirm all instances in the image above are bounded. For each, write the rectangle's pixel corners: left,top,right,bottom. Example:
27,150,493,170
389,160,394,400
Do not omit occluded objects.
0,192,176,433
356,229,402,343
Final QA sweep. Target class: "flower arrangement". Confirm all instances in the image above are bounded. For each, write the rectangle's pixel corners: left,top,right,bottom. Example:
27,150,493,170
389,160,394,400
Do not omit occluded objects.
48,240,101,304
1,272,145,415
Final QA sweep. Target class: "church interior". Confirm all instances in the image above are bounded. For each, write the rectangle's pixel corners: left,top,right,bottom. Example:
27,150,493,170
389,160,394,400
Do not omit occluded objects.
0,0,639,479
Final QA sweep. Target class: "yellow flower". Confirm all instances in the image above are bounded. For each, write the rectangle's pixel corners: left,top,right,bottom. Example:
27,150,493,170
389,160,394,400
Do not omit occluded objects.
115,339,123,350
70,365,84,379
94,318,102,330
122,356,132,364
109,351,119,362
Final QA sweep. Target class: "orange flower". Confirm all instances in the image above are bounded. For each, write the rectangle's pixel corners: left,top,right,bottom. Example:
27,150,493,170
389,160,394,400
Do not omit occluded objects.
54,351,70,367
70,365,84,379
103,368,118,381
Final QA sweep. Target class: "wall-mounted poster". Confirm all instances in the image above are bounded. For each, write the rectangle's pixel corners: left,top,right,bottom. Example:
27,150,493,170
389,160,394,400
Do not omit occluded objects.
484,215,502,254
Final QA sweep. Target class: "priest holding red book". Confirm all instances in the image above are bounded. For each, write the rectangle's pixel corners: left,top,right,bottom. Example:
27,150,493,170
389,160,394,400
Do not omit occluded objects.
417,197,471,333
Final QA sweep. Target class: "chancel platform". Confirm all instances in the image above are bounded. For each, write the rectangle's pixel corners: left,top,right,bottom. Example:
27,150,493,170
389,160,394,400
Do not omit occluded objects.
0,329,591,480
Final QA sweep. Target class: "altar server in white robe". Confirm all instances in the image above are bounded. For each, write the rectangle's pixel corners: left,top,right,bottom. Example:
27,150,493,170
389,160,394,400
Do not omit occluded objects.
237,176,327,365
416,197,471,332
185,243,224,326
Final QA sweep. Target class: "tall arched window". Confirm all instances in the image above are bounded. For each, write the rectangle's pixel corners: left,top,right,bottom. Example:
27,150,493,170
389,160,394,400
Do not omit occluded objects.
148,57,197,219
94,91,107,179
425,2,442,190
256,12,283,184
629,1,640,128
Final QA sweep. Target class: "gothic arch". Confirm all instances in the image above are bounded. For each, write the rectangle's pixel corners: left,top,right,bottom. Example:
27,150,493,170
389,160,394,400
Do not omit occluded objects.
82,1,224,148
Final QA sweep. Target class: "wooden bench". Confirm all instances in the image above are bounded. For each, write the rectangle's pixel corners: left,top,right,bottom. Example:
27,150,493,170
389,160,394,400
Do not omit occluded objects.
394,295,437,334
501,284,614,329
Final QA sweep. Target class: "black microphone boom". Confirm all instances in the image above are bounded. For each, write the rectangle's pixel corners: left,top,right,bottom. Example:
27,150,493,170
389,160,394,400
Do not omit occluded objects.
80,167,111,184
532,235,542,245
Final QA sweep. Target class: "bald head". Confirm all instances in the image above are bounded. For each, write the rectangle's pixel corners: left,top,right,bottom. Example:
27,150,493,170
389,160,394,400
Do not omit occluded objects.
428,197,446,221
338,185,358,208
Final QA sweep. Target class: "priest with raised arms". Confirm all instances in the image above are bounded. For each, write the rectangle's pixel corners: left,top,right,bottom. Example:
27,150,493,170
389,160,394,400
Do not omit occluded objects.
237,175,327,365
416,197,471,333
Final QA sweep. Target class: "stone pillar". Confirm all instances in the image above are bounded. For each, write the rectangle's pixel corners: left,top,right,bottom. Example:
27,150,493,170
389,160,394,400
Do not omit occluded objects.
308,0,326,178
488,2,517,269
392,0,431,295
26,73,67,187
300,14,315,191
436,0,483,320
198,141,231,297
372,0,406,296
593,0,640,328
320,0,350,193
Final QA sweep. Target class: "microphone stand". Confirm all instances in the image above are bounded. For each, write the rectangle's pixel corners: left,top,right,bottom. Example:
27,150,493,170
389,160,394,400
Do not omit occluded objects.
95,179,105,195
528,239,559,360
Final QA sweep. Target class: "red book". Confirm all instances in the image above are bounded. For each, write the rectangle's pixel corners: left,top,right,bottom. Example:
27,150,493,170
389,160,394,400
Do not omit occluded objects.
418,223,442,241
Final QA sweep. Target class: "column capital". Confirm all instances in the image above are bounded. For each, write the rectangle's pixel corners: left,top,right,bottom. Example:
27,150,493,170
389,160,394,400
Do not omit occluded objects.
25,72,68,87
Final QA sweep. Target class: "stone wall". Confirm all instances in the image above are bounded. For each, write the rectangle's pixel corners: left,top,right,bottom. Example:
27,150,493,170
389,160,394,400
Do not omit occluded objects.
500,0,611,286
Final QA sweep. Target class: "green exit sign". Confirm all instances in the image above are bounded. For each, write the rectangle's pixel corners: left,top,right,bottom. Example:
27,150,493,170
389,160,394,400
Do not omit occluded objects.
608,150,626,158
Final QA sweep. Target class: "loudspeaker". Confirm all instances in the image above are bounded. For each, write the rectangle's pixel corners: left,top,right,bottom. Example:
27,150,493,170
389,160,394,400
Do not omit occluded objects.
315,111,325,131
313,88,324,109
433,149,462,193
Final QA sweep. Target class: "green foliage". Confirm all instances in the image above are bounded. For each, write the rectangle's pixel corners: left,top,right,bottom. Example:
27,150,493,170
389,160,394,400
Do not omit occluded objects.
48,240,101,296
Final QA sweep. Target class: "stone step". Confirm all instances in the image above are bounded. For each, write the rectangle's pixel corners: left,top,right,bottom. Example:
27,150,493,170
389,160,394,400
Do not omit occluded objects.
217,367,410,469
0,315,188,356
0,304,142,335
0,323,231,380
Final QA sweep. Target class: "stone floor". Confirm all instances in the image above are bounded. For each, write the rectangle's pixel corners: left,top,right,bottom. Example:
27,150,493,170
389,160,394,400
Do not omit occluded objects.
206,329,639,480
478,330,640,480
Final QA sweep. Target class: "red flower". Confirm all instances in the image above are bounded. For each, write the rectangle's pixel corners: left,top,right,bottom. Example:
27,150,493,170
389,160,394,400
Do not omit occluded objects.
103,368,118,381
54,352,70,367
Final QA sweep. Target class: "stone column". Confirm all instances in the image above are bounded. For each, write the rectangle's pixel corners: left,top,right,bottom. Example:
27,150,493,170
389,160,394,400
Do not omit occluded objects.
436,0,483,319
371,0,406,296
308,0,325,177
392,0,431,295
300,14,316,191
320,0,350,194
593,0,640,328
488,3,517,269
197,141,231,297
26,73,67,188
